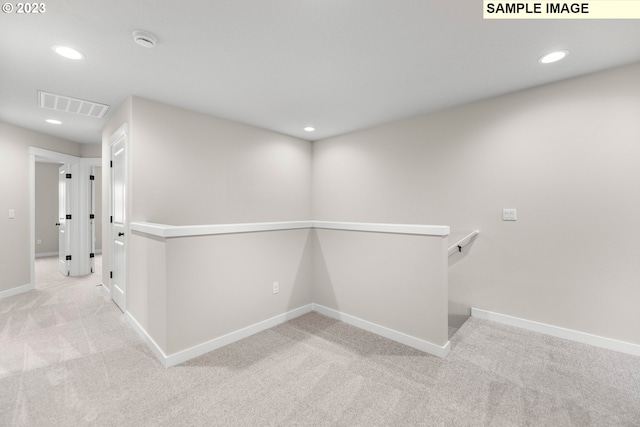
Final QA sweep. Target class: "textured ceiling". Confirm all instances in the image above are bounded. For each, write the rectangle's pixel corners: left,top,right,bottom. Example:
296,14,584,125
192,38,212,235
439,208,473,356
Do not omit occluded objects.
1,1,639,144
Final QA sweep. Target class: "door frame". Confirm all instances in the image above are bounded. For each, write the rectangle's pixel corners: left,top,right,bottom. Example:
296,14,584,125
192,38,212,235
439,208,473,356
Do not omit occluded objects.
108,123,129,311
58,162,71,276
28,147,101,287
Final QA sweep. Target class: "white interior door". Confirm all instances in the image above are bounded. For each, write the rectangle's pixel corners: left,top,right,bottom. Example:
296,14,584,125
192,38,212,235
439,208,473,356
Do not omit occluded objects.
58,164,70,276
110,132,127,311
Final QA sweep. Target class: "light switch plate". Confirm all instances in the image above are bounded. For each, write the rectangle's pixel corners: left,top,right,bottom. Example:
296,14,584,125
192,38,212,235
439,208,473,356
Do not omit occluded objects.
502,209,517,221
8,209,15,219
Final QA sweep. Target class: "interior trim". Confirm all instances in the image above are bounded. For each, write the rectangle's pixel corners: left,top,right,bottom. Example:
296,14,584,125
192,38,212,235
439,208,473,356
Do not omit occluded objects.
129,220,313,238
125,311,170,367
313,303,450,358
312,221,449,236
126,304,314,368
126,303,450,368
129,220,450,238
472,308,640,357
0,283,34,299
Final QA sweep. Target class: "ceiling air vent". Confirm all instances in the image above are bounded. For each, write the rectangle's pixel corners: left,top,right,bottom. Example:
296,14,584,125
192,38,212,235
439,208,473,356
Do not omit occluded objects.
38,91,110,119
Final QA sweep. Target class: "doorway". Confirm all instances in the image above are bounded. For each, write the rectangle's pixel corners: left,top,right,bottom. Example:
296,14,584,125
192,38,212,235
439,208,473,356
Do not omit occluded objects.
29,147,101,288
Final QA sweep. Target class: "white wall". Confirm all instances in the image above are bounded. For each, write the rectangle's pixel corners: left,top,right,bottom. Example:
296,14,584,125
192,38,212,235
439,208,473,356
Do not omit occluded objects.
313,229,448,346
128,231,168,350
35,162,59,255
101,63,640,358
103,96,314,352
131,97,312,225
81,143,101,158
164,229,313,354
312,62,640,345
129,222,448,362
0,121,81,294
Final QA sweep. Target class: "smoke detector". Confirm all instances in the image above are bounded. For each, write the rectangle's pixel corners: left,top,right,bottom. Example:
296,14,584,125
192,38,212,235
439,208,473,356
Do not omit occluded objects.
133,30,157,48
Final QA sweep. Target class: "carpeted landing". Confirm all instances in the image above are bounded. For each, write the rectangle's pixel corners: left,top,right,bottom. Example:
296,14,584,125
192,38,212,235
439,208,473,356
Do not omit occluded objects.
1,257,639,426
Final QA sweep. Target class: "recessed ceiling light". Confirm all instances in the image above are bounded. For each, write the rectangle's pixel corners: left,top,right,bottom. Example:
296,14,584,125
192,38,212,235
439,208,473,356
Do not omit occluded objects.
539,50,569,64
304,127,315,132
46,119,62,125
52,45,84,60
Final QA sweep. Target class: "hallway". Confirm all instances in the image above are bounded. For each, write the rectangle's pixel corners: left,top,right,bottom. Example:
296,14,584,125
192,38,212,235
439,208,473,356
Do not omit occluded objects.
0,257,639,425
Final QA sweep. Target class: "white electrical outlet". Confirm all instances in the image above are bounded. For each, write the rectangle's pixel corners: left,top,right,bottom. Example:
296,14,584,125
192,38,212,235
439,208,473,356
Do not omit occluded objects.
502,208,517,221
37,239,42,245
273,281,279,294
8,209,15,219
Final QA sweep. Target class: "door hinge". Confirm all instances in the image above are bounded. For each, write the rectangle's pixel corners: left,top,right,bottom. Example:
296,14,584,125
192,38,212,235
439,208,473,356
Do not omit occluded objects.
66,173,72,179
66,214,72,220
110,271,113,279
110,161,113,168
90,214,95,219
110,216,113,223
66,255,72,260
89,253,95,258
90,175,95,181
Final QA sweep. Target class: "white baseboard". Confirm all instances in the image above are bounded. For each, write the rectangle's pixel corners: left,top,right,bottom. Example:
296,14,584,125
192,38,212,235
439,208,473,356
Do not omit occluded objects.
127,304,314,368
35,252,58,258
128,303,451,368
125,311,170,367
471,308,640,357
97,283,110,298
313,304,450,358
0,283,35,299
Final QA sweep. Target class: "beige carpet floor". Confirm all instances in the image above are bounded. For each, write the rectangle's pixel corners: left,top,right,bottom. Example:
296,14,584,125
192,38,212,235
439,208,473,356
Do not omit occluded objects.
1,256,639,426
